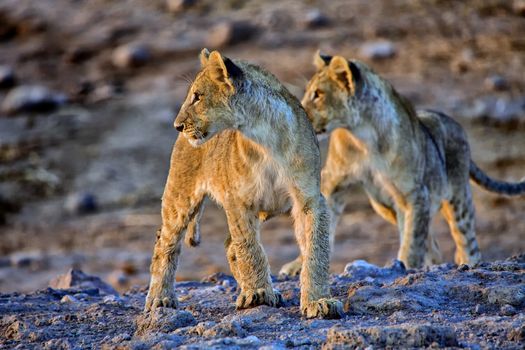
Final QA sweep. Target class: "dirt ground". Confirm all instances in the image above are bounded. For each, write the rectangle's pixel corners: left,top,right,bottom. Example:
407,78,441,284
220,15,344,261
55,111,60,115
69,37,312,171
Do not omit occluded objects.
0,0,524,304
1,256,524,349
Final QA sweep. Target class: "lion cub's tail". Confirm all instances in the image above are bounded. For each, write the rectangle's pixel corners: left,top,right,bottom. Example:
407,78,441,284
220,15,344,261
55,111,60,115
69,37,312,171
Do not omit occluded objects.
470,160,525,195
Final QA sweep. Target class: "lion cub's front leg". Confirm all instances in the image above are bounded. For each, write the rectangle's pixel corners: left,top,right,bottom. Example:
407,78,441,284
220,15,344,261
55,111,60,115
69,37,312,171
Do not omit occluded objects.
224,206,283,309
291,190,343,319
144,163,204,312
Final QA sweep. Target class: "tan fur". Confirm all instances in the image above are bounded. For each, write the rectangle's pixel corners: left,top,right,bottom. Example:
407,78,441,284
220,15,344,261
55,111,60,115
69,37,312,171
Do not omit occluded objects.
295,52,523,269
144,49,342,318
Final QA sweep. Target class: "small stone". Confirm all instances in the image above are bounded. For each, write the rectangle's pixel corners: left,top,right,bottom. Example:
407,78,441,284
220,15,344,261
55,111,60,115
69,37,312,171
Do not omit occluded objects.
166,0,197,13
1,85,66,114
65,192,98,215
359,41,396,60
112,43,151,69
103,295,121,304
484,75,509,91
0,66,16,89
457,264,470,271
60,294,78,303
73,293,89,300
302,9,329,29
500,304,517,316
206,21,258,48
222,279,231,288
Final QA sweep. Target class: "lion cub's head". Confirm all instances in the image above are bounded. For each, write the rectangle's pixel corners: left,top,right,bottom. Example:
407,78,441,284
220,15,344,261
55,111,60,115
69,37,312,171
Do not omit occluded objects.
302,51,362,134
174,49,243,147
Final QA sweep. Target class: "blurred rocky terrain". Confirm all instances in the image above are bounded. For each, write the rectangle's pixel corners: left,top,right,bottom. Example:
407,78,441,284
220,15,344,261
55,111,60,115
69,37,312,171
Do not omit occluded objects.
1,256,524,348
0,0,524,298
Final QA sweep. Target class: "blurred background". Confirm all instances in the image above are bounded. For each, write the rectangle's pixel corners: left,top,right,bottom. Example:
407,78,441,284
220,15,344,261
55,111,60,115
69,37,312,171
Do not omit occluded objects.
1,0,524,293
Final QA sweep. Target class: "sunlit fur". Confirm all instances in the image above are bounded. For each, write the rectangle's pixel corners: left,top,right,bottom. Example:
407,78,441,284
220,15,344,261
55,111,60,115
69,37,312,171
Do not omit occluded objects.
294,52,524,270
144,49,343,319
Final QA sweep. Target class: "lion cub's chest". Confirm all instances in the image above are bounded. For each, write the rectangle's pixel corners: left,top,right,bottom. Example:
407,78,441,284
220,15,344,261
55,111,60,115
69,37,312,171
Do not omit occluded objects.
238,157,291,214
206,135,291,215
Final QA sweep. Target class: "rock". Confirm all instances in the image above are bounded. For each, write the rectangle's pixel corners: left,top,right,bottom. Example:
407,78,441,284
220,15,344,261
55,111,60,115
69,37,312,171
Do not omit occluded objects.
43,339,72,350
103,295,123,304
166,0,197,14
49,268,118,296
474,304,486,315
60,294,79,303
201,318,247,338
3,318,37,341
301,9,329,29
0,65,16,89
185,336,261,349
324,324,458,349
454,96,525,123
112,43,151,69
124,333,183,349
1,85,66,114
512,0,525,16
341,259,406,281
457,264,470,271
107,270,129,288
507,325,525,341
450,48,475,73
111,333,131,342
359,41,397,60
206,21,258,48
484,75,509,91
500,304,517,316
485,285,525,306
9,251,45,269
65,192,98,215
135,308,196,335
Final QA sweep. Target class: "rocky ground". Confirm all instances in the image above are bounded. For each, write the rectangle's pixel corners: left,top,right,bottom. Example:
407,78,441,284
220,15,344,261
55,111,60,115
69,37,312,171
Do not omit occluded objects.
1,256,524,349
1,0,525,347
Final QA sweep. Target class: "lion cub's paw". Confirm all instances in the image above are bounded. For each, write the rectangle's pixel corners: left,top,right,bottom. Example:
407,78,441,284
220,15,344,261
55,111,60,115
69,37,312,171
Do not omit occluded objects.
144,290,178,312
236,288,283,309
301,298,343,319
278,258,302,277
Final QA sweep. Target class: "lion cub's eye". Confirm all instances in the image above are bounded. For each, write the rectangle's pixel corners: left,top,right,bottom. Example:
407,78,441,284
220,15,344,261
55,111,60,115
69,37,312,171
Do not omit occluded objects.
191,92,202,105
312,89,323,101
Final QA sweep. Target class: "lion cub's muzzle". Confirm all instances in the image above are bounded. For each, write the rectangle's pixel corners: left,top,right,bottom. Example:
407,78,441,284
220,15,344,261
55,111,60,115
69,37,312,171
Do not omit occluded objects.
174,115,210,147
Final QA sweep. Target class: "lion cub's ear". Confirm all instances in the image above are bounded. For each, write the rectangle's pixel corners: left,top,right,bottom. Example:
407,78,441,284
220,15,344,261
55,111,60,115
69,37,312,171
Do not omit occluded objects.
207,51,235,92
329,56,358,95
200,48,210,67
313,50,333,71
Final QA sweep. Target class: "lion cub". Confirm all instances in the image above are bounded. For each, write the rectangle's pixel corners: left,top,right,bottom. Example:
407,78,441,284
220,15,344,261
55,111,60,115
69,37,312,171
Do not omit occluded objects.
296,52,525,269
144,49,342,318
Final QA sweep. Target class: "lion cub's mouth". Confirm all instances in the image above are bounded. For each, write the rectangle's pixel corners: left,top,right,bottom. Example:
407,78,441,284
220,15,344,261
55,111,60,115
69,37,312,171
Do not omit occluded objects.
185,130,210,147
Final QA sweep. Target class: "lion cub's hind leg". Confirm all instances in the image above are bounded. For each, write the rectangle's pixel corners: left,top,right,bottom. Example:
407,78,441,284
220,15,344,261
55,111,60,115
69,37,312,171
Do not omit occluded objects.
440,184,481,266
224,206,282,309
396,188,431,269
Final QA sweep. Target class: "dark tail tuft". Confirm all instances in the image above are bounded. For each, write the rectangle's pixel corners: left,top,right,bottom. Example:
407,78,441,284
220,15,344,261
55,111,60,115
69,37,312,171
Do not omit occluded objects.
470,160,525,195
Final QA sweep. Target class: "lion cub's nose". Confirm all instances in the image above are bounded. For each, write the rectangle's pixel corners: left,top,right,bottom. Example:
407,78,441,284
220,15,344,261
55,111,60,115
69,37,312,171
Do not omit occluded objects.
175,123,185,132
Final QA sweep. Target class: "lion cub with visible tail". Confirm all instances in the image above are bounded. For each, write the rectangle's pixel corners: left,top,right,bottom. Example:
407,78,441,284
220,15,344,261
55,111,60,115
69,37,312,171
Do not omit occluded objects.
144,49,342,318
286,52,525,271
